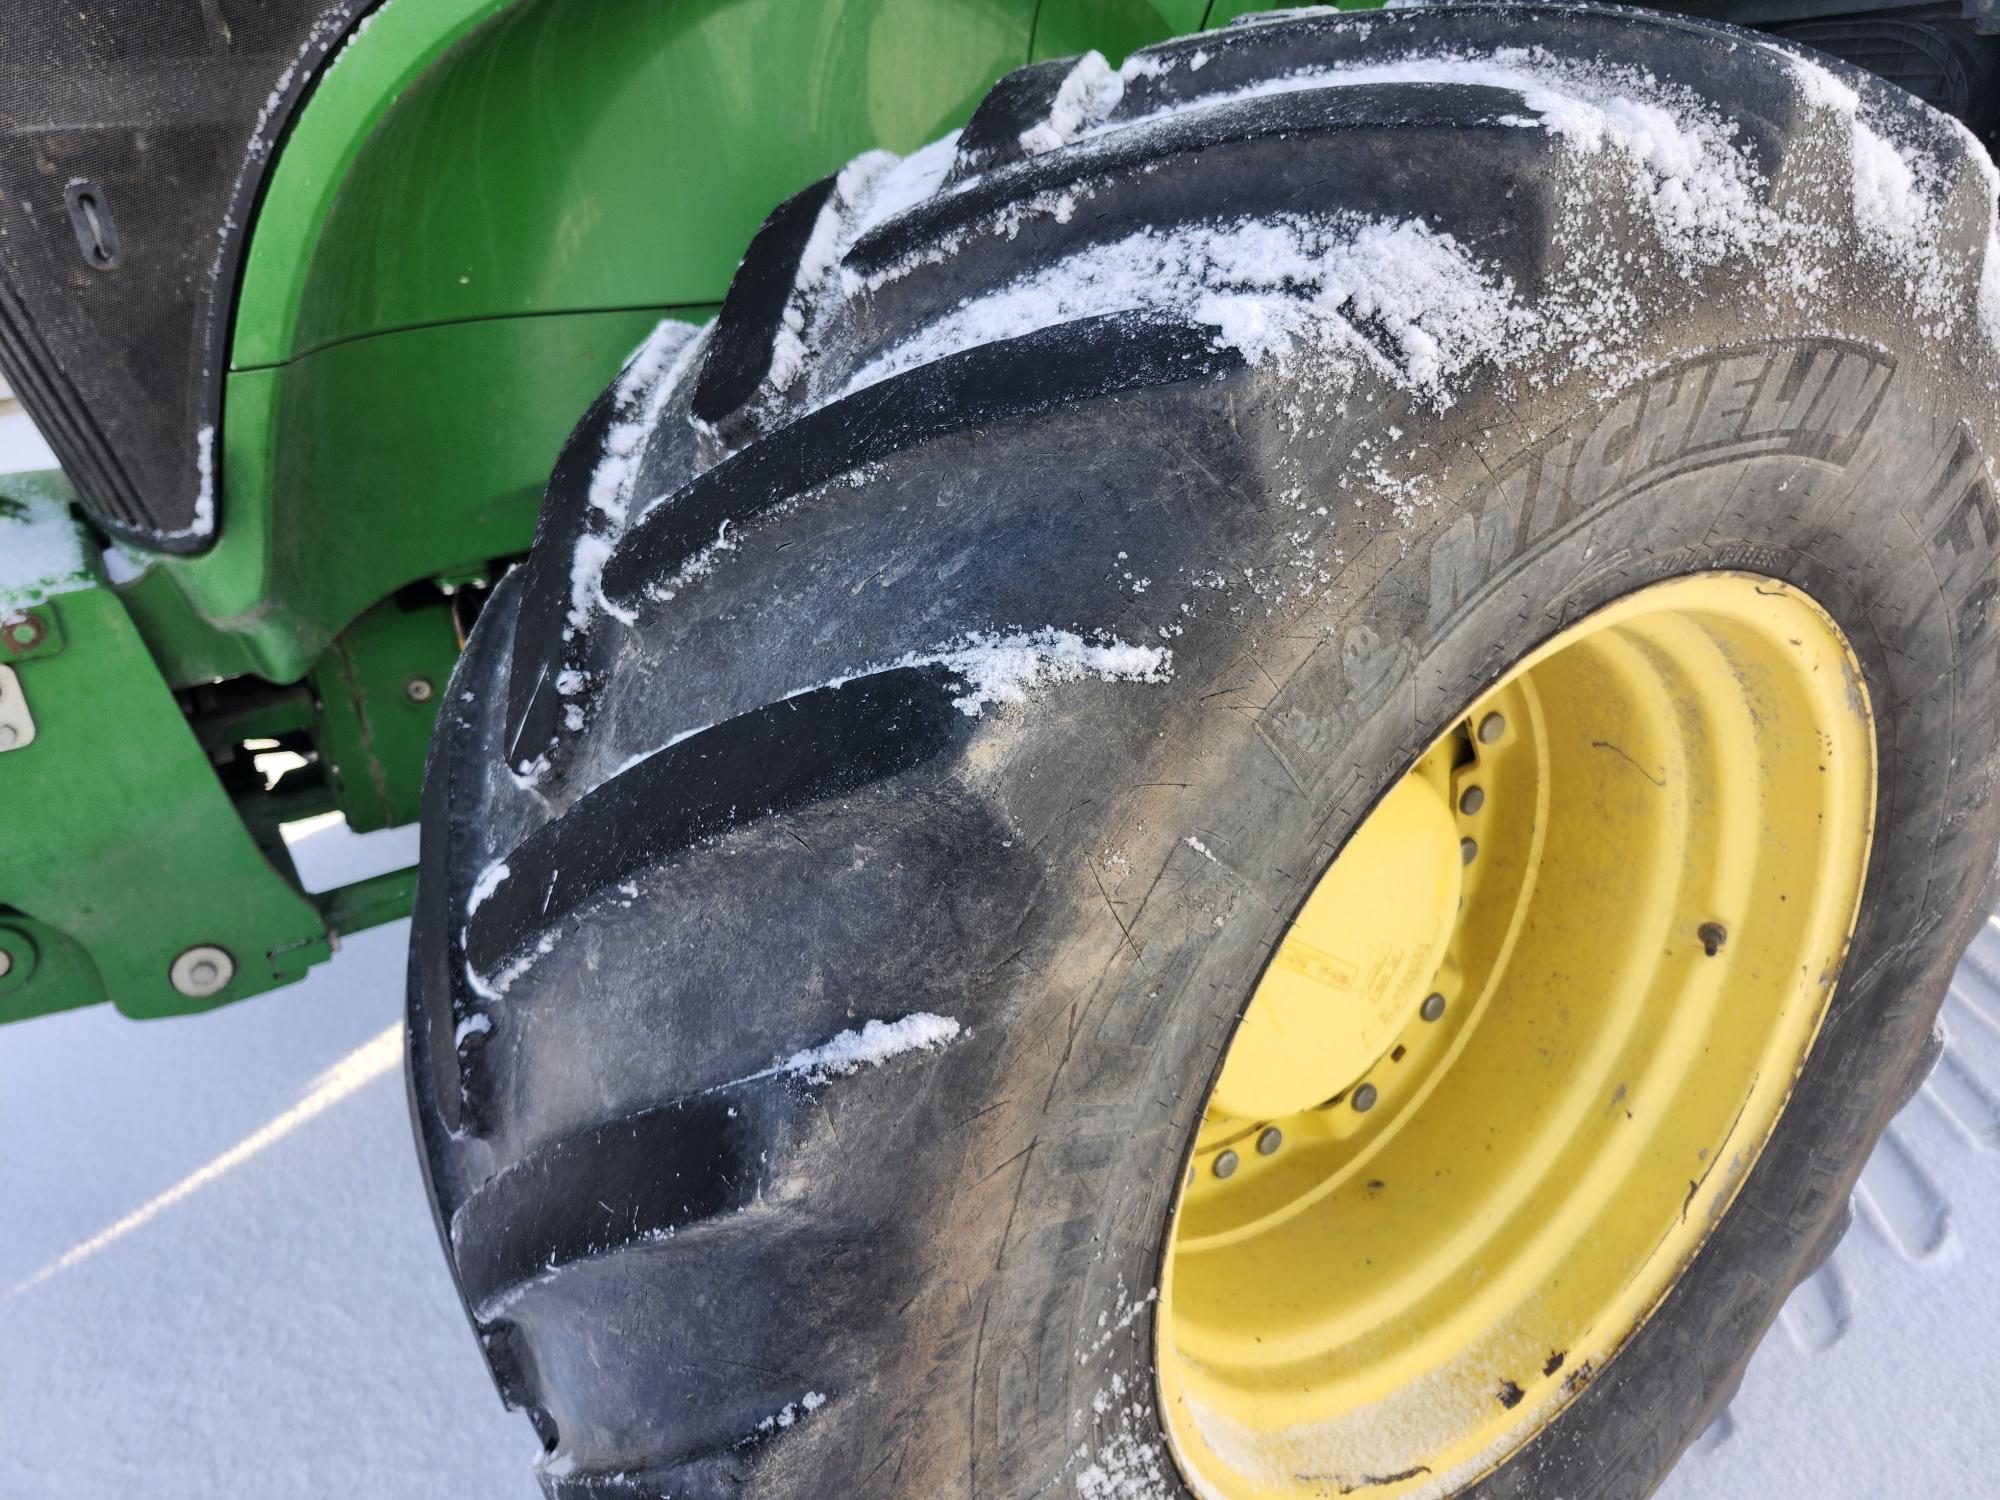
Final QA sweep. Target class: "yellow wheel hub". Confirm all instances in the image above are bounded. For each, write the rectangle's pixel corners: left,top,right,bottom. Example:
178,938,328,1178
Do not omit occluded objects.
1156,573,1876,1498
1210,771,1463,1122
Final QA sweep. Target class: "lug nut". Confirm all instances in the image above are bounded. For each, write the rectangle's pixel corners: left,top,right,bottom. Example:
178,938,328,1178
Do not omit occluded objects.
1421,992,1447,1023
1213,1149,1240,1179
0,950,11,980
1478,712,1506,744
405,676,436,703
1257,1127,1283,1156
1461,838,1478,865
1699,921,1728,957
1459,785,1485,815
1352,1083,1378,1113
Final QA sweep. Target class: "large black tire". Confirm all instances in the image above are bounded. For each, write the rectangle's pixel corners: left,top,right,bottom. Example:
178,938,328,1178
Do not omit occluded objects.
408,8,2000,1496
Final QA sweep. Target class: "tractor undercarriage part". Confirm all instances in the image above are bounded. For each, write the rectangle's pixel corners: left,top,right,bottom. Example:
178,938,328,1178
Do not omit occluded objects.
0,474,441,1020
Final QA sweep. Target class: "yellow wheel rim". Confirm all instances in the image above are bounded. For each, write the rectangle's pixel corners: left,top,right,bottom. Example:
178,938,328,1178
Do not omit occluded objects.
1156,573,1876,1498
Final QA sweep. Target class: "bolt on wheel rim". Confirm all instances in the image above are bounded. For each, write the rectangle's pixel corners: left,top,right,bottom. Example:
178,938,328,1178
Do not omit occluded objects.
1156,573,1877,1498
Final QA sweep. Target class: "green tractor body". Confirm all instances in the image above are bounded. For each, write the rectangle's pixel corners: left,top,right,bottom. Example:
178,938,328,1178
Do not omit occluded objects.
0,0,1230,1020
0,0,1992,1021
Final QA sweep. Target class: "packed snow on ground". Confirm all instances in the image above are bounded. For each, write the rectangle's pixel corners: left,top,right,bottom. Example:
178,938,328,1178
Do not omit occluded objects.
0,394,57,477
0,819,540,1500
1658,921,2000,1496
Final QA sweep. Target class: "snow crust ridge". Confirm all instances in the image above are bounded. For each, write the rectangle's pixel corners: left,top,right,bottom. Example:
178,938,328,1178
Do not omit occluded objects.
772,1013,963,1084
565,320,703,637
1020,52,1126,156
844,214,1523,407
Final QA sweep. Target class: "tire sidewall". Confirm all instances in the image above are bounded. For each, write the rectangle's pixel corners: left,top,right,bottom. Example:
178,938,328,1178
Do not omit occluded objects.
994,334,2000,1499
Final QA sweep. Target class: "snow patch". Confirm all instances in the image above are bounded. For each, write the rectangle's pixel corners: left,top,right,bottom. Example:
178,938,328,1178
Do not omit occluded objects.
151,425,218,543
192,426,215,535
849,133,962,243
465,861,510,919
770,1013,962,1084
99,543,150,586
1776,48,1966,334
1979,234,2000,355
1849,119,1954,328
842,41,1993,429
926,629,1172,715
1020,52,1125,156
847,215,1522,408
768,154,903,398
601,628,1171,787
0,486,93,607
566,320,702,635
755,1390,828,1435
565,534,619,638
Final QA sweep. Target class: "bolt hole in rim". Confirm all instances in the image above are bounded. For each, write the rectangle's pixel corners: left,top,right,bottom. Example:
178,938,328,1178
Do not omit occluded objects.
1156,573,1876,1498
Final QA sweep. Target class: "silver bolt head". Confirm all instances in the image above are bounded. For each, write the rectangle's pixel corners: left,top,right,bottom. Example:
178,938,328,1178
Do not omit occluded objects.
1256,1127,1283,1156
1421,992,1448,1023
1477,712,1507,744
0,949,12,980
1460,837,1478,865
1213,1149,1240,1180
1352,1083,1379,1113
1459,785,1485,815
170,945,235,998
405,676,436,703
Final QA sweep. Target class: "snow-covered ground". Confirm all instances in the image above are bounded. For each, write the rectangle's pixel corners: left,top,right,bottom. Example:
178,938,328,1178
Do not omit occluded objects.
0,820,541,1499
3,814,1995,1497
1661,931,2000,1497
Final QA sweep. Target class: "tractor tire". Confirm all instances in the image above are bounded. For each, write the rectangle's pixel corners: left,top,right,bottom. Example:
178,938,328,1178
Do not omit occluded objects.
406,7,2000,1497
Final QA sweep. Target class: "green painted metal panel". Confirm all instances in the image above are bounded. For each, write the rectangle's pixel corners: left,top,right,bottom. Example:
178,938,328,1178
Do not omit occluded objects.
0,582,330,1021
231,0,520,372
132,307,686,688
318,866,421,939
309,592,462,834
238,0,1039,370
